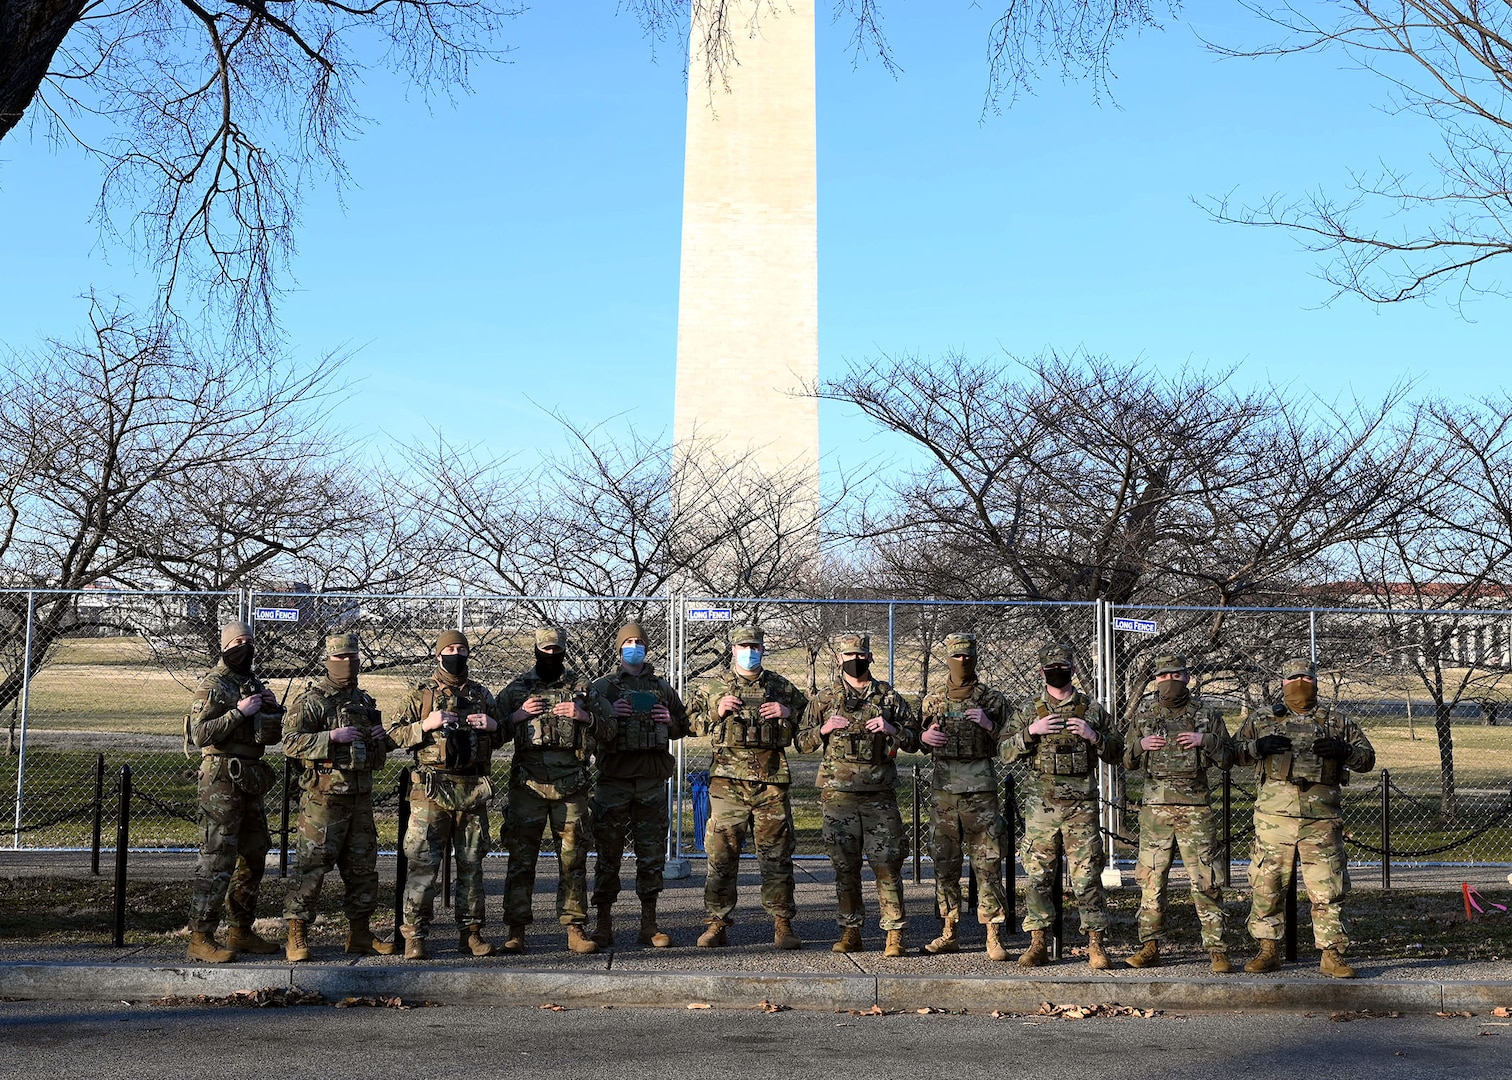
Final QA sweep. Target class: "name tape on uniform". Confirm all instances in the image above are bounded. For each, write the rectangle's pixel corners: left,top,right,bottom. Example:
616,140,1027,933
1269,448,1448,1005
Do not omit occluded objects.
1113,617,1158,634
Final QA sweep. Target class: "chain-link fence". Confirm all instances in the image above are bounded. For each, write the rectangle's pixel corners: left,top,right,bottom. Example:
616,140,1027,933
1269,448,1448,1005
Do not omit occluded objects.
6,589,1511,871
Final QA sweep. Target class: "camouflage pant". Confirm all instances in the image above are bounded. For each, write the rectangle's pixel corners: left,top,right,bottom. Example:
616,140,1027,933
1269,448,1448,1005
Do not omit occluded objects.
401,784,490,932
284,788,380,922
591,776,668,907
929,788,1007,924
1021,797,1107,934
504,786,592,926
704,777,796,924
1135,801,1225,947
1248,810,1351,951
188,757,272,933
821,790,906,930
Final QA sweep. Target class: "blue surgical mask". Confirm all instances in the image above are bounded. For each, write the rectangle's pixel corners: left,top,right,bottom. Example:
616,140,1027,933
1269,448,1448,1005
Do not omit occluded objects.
735,646,762,670
621,643,646,666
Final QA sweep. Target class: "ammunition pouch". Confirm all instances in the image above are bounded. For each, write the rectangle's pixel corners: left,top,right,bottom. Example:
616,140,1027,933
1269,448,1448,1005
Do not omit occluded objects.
1144,706,1202,780
613,690,670,753
224,756,278,799
328,703,385,772
417,768,493,812
714,696,787,750
520,689,589,755
829,700,889,765
240,681,285,746
1259,710,1345,788
936,704,996,760
1039,734,1091,777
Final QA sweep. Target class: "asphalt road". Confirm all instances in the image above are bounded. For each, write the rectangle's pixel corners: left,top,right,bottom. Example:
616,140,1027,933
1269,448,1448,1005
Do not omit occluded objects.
0,1000,1506,1079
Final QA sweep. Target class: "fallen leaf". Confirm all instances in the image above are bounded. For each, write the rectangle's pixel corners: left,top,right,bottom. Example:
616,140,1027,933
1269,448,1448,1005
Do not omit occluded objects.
539,1003,568,1012
687,1003,711,1010
1494,1007,1511,1018
755,1000,789,1013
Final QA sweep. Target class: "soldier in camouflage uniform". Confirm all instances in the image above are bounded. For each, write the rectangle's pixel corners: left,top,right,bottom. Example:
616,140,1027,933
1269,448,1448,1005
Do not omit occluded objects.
388,630,508,959
588,621,688,949
796,632,916,957
499,626,615,955
1234,657,1375,978
1123,653,1236,973
184,620,285,963
1003,643,1123,969
686,625,808,949
281,632,396,962
916,632,1015,960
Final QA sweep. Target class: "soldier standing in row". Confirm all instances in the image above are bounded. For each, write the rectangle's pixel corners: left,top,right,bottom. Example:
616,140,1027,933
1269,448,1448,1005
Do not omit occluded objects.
1123,654,1235,973
797,632,915,957
1236,657,1375,978
1004,643,1122,969
389,631,507,959
500,626,615,955
589,621,688,949
281,632,397,961
688,625,808,949
916,632,1015,960
184,620,284,963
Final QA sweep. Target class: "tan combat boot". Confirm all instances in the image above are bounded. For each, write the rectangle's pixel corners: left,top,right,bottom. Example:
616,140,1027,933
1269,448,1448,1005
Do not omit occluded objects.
832,926,864,953
639,899,671,948
225,925,281,955
1017,929,1049,968
1209,948,1232,974
922,917,959,955
346,914,396,956
1319,947,1357,979
591,905,614,949
697,921,729,948
884,929,906,958
1087,930,1111,970
400,925,428,961
773,916,802,950
186,929,235,964
503,924,527,954
567,922,600,954
1125,940,1160,969
984,922,1009,962
285,918,311,963
460,923,497,957
1244,939,1281,973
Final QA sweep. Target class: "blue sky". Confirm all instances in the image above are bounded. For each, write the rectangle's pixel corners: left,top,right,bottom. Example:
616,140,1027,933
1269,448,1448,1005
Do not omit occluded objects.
0,3,1505,478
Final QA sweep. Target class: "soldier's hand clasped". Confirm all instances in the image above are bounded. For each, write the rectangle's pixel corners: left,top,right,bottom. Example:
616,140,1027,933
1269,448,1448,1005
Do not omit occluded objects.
1255,734,1292,756
1174,731,1205,750
1140,734,1167,751
821,714,850,735
1311,736,1350,761
864,716,898,737
329,725,363,744
650,704,672,724
717,694,744,717
964,706,990,730
920,724,948,748
1027,714,1063,736
1065,716,1099,743
613,698,634,717
237,694,263,717
759,700,790,720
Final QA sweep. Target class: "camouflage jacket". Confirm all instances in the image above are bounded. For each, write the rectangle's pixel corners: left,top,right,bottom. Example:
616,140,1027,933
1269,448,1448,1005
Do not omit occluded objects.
796,677,917,793
1123,694,1235,807
498,666,614,798
917,680,1014,795
188,661,281,759
388,677,507,779
590,663,688,782
1234,703,1375,819
687,666,808,785
284,679,390,797
1003,689,1122,803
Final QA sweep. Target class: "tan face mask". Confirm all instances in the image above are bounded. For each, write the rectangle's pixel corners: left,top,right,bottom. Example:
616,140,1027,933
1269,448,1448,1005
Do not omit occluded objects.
1157,680,1189,708
326,656,358,688
1282,680,1317,713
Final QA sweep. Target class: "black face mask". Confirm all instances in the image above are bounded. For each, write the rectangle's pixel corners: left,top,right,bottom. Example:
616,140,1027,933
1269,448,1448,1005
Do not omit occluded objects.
1044,666,1073,690
438,653,468,680
222,642,253,673
535,649,566,682
841,657,871,680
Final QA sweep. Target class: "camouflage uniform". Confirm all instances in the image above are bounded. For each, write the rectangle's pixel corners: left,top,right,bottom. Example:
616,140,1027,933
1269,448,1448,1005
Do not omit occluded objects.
498,663,614,927
796,665,916,932
282,675,388,923
1234,661,1375,953
589,663,688,907
186,660,282,934
1124,664,1236,949
388,675,507,934
687,653,808,926
918,663,1015,925
1003,658,1122,935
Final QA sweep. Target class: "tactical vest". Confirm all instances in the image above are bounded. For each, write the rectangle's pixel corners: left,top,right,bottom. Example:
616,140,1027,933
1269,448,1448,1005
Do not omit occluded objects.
1142,700,1203,780
322,697,387,773
607,682,670,754
1256,705,1346,788
517,687,590,756
1034,695,1092,777
414,683,491,774
934,685,996,761
712,677,788,750
827,689,891,767
186,671,280,760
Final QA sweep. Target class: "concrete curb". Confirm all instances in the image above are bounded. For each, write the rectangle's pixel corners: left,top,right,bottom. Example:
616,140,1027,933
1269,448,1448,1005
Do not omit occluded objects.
2,962,1509,1014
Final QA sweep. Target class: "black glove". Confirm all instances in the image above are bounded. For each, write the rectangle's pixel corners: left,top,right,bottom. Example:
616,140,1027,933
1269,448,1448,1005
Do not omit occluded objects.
1311,736,1351,761
1254,734,1293,756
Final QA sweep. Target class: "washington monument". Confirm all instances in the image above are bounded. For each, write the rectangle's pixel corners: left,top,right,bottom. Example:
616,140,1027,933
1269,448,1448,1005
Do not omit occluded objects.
671,0,819,497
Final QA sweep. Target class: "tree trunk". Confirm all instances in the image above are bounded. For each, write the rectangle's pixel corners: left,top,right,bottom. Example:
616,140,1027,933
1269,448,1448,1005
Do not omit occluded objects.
0,0,87,141
1435,702,1459,824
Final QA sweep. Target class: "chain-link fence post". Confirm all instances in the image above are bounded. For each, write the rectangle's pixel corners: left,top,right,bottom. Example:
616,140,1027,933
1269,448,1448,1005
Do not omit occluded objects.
1381,768,1392,891
91,752,105,875
11,590,35,849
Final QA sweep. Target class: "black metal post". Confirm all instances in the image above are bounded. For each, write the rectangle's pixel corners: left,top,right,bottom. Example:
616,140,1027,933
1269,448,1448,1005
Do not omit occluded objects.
1283,849,1299,962
1004,774,1017,931
279,757,293,878
967,864,978,913
91,753,105,876
394,768,412,921
1381,769,1392,891
112,765,131,948
443,840,453,909
1051,845,1065,961
911,765,922,884
1220,769,1232,889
